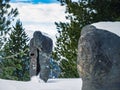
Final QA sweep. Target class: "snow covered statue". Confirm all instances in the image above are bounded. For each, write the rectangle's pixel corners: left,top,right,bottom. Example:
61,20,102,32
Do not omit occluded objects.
29,31,53,82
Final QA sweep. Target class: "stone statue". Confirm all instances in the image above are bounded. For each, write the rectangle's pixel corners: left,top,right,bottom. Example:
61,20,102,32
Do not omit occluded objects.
77,25,120,90
29,31,53,82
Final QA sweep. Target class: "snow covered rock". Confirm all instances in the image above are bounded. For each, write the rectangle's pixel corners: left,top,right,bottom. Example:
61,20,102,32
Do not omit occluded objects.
77,25,120,90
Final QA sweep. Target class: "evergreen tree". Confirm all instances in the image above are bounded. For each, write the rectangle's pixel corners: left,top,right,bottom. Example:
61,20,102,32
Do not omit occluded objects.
0,0,18,49
53,0,120,78
0,20,30,81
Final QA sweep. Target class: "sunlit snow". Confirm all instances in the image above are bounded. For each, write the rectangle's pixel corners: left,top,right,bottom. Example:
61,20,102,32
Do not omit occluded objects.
0,77,82,90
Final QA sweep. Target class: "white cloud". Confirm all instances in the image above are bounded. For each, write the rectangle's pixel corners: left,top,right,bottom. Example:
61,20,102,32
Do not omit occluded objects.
11,3,66,25
10,3,66,46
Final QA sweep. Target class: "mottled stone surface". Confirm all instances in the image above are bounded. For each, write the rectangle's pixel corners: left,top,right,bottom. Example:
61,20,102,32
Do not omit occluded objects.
77,25,120,90
29,31,53,82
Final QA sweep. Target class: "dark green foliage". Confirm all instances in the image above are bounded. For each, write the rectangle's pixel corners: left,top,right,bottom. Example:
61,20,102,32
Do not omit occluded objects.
53,0,120,78
53,22,80,78
0,20,30,81
90,0,120,21
0,0,18,49
0,0,30,81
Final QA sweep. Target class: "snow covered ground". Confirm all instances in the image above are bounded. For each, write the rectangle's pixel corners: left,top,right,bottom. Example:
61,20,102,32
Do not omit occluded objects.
0,77,82,90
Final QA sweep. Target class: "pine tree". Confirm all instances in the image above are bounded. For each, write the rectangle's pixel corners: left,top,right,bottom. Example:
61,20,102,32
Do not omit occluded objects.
0,0,18,79
0,20,30,81
0,0,18,49
53,0,120,78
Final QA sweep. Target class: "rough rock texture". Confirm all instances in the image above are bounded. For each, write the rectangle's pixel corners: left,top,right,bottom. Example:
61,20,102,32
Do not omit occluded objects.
77,25,120,90
29,31,53,82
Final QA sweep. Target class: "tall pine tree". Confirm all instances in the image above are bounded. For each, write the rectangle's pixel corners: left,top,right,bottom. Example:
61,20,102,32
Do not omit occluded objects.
0,0,18,79
0,20,30,81
53,0,120,78
0,0,18,49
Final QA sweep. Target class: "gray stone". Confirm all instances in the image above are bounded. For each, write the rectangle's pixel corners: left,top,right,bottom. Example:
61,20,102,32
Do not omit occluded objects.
77,25,120,90
29,31,53,82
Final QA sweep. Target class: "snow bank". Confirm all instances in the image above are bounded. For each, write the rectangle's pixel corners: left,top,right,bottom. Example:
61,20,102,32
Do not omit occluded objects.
0,77,82,90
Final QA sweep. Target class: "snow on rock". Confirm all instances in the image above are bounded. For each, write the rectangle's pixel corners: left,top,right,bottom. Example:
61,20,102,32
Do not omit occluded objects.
92,22,120,37
0,77,82,90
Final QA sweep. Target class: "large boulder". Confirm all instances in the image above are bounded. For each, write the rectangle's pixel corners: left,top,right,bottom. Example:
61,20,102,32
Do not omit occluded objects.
29,31,53,82
77,25,120,90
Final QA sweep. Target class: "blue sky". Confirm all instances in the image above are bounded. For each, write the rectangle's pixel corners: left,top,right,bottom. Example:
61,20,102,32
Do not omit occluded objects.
11,0,58,3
